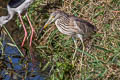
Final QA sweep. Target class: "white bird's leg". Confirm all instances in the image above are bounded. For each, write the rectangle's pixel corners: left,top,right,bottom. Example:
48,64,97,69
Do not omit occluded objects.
25,13,36,64
18,14,28,47
77,34,85,72
72,37,77,60
25,13,35,47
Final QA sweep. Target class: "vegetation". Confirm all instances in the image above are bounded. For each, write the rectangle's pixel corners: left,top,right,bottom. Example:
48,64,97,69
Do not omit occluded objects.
0,0,120,80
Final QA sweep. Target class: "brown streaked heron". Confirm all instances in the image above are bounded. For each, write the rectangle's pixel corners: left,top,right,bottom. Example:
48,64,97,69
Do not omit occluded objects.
40,11,97,58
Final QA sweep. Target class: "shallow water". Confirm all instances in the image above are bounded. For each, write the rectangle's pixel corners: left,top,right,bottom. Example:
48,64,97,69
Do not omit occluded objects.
0,36,45,80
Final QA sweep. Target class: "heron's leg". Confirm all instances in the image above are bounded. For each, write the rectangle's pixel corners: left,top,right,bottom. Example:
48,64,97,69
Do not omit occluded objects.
72,37,77,59
25,13,35,47
18,14,27,47
77,34,85,72
77,34,85,51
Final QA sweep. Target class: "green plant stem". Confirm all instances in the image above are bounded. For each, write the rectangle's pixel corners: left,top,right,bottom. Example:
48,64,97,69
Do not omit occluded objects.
3,25,24,57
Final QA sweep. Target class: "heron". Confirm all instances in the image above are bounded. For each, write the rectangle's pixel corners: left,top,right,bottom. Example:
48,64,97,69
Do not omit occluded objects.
40,11,97,58
0,0,35,47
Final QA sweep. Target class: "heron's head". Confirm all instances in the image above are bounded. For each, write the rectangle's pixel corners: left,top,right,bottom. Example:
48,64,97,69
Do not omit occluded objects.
43,11,64,29
0,16,9,27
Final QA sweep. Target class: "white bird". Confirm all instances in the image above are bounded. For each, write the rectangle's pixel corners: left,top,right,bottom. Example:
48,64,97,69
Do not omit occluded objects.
0,0,35,47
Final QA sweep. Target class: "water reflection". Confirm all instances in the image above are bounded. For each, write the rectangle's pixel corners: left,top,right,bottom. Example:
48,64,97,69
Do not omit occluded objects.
0,39,44,80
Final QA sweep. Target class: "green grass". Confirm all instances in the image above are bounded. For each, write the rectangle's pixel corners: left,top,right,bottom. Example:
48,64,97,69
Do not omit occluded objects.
1,0,120,80
31,0,120,80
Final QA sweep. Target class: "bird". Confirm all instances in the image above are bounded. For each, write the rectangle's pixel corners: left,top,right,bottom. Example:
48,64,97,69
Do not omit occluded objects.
40,10,97,57
0,0,35,47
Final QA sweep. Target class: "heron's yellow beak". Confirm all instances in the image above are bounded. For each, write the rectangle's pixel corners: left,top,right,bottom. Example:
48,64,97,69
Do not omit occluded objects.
43,16,55,29
43,23,49,29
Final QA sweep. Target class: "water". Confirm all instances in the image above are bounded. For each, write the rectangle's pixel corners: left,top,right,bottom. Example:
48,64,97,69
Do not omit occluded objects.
0,39,45,80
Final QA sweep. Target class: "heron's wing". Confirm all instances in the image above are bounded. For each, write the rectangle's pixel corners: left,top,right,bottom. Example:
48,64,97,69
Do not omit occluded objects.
71,16,97,37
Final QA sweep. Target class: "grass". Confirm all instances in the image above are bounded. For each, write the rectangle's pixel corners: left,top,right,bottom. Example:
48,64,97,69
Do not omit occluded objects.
21,0,120,79
0,0,120,80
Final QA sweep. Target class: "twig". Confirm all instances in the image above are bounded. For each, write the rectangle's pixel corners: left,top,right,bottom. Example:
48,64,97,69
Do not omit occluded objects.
3,25,24,57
